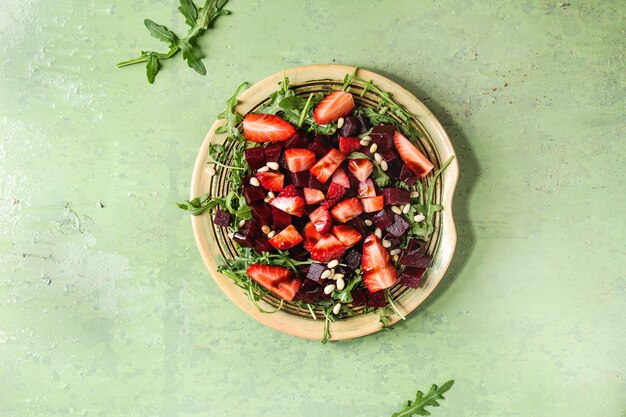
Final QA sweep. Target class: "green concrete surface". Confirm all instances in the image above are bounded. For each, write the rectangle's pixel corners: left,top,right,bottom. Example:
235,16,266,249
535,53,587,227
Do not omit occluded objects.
1,0,624,416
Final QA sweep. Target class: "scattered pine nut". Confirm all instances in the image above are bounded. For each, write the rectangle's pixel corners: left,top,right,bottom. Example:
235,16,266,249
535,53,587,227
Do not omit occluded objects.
360,138,370,146
257,166,270,173
382,239,392,248
410,191,419,198
266,162,280,170
321,269,332,280
261,225,271,234
374,153,383,164
267,230,276,239
380,160,388,171
333,273,345,280
392,254,399,262
337,117,345,129
391,205,402,215
327,259,339,269
238,219,246,228
402,204,410,214
332,303,341,315
390,248,401,256
249,177,260,187
324,284,336,294
364,219,373,226
413,214,425,222
374,228,382,238
369,143,378,153
336,278,345,290
267,191,276,198
206,166,216,176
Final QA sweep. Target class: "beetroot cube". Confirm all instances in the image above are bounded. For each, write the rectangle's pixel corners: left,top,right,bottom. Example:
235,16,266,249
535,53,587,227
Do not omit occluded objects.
338,116,359,137
371,209,394,229
400,267,426,288
264,143,283,163
309,173,329,192
297,265,310,277
289,244,309,261
272,207,292,229
308,135,332,158
351,288,366,306
250,203,273,226
343,249,362,271
296,281,323,304
365,290,386,307
348,218,366,237
232,232,254,248
290,171,310,188
370,124,395,151
382,188,410,206
380,150,401,179
239,220,261,236
213,209,232,227
253,236,275,254
242,186,265,205
356,114,370,134
386,214,410,237
245,146,266,170
399,240,432,267
284,132,311,149
383,232,403,247
306,263,327,283
399,165,418,185
346,170,361,189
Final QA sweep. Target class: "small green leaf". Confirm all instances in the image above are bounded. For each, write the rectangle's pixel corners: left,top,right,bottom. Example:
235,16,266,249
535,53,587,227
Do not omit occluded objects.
178,0,198,27
390,380,454,417
143,19,177,47
278,96,306,110
180,41,206,75
146,55,158,84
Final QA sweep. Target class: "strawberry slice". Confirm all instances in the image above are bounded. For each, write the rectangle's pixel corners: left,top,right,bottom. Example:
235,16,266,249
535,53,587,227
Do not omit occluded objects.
339,136,362,154
361,235,398,293
313,91,355,125
246,263,302,301
331,225,362,248
360,196,384,213
331,168,350,189
323,182,346,208
309,206,333,235
303,221,323,252
255,172,284,192
393,131,434,178
311,234,346,262
243,113,296,143
269,195,305,217
348,158,374,182
309,148,346,183
269,224,303,250
277,184,300,198
284,148,316,173
303,187,325,205
357,179,376,198
331,198,364,223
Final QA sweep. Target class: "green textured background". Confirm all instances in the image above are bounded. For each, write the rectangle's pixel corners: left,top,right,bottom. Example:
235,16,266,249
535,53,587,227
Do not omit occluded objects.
1,0,625,416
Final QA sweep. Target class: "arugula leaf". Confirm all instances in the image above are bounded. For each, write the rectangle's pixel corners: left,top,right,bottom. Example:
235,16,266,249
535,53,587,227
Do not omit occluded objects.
176,193,224,216
390,380,454,417
146,55,158,84
180,41,207,75
144,19,178,47
178,0,198,27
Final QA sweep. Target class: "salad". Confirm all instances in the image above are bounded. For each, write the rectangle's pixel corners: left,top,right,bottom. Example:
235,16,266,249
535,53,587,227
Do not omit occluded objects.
179,69,453,342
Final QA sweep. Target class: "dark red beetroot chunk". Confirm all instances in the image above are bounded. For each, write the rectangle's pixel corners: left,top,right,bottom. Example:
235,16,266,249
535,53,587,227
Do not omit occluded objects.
399,165,418,185
296,280,323,304
356,114,370,134
253,236,275,254
306,263,327,283
386,214,410,237
351,288,367,307
264,142,283,163
239,219,261,236
243,186,265,205
370,124,395,151
382,188,410,206
399,239,432,267
365,290,387,307
213,209,232,227
290,171,310,188
383,232,403,248
278,152,289,171
308,134,332,158
233,232,254,248
250,203,273,226
371,208,394,229
338,116,359,137
309,174,329,192
289,244,309,261
284,132,311,149
343,249,362,271
400,266,426,288
244,146,266,170
380,150,402,179
348,218,366,237
272,207,292,229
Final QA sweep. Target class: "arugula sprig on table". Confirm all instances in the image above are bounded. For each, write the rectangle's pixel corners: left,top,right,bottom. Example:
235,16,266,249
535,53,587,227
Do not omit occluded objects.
391,380,454,417
117,0,230,83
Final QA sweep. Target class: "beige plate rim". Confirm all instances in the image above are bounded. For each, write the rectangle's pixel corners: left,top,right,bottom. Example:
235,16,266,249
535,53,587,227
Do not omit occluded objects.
191,64,459,341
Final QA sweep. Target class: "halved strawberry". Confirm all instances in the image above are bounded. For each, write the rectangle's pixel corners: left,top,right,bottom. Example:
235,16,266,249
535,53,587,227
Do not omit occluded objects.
269,195,305,217
331,198,364,223
331,168,350,189
360,196,384,213
246,263,302,301
309,206,333,235
361,235,398,293
393,131,434,178
303,221,323,252
311,234,346,262
309,148,346,183
313,91,355,125
323,182,346,208
348,158,374,182
269,224,303,250
243,113,296,143
284,148,316,173
255,172,284,192
331,225,362,248
339,136,362,154
357,179,376,198
304,187,325,205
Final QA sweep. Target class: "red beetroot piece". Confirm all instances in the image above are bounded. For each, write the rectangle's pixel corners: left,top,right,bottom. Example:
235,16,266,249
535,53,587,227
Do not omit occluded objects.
264,142,283,163
250,203,273,226
272,207,291,230
308,134,332,158
331,198,364,223
398,239,433,267
306,263,327,284
338,116,359,137
242,186,266,205
343,248,362,271
351,287,367,307
213,209,232,227
380,150,402,179
399,164,419,185
283,132,311,149
289,171,310,188
400,266,426,288
233,232,254,248
253,236,275,255
244,146,266,170
355,114,370,134
365,289,387,307
386,214,410,237
382,187,411,206
239,219,261,237
370,124,395,151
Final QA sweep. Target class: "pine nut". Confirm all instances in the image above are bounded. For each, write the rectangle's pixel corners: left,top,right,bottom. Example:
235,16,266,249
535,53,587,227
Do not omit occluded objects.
390,248,401,256
238,219,246,228
250,177,260,187
227,232,234,239
267,230,276,238
267,191,276,198
382,239,392,248
337,117,345,129
391,205,402,215
380,160,388,171
413,214,425,222
206,166,216,176
360,138,370,146
374,153,383,164
336,278,345,290
261,225,271,234
266,162,279,170
333,273,345,280
364,219,373,226
321,269,332,280
324,284,336,294
374,228,382,238
402,204,411,214
410,191,419,198
327,259,339,269
257,166,270,173
332,303,341,315
369,143,378,153
392,254,399,262
264,197,270,203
